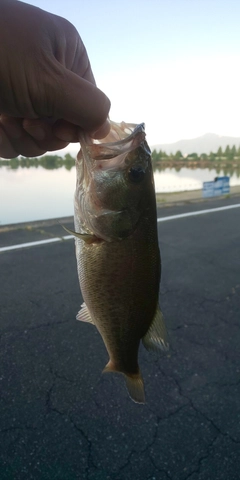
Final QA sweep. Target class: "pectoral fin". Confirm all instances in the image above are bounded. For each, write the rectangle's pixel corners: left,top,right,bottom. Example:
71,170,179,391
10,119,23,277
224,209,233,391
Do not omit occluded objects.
142,306,169,352
60,224,96,243
76,303,95,325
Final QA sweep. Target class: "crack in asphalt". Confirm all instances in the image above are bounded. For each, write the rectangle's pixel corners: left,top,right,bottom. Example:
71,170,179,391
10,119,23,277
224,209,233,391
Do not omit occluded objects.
149,455,173,480
173,375,240,444
69,417,97,480
22,319,70,331
199,288,239,309
114,415,172,480
0,319,70,341
112,402,199,479
45,384,55,411
146,403,202,479
168,323,205,331
160,289,238,333
44,383,96,480
183,433,221,480
49,366,74,384
151,366,240,478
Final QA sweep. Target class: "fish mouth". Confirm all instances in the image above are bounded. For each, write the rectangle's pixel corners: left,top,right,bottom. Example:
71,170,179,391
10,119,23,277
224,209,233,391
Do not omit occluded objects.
78,122,148,165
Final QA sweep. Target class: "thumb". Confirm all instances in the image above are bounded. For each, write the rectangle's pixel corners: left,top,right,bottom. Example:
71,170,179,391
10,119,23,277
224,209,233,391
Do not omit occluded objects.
53,68,111,132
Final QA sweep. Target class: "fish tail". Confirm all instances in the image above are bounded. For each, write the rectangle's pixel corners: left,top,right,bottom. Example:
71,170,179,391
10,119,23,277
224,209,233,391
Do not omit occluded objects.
124,373,145,404
102,359,116,375
103,360,145,404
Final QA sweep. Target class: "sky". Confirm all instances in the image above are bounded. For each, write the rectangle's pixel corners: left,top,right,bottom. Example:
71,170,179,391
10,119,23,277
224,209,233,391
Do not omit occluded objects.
26,0,240,150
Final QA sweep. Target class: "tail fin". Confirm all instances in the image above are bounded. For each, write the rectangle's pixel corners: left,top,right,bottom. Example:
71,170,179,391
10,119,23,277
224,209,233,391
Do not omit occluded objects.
103,360,145,404
124,373,145,404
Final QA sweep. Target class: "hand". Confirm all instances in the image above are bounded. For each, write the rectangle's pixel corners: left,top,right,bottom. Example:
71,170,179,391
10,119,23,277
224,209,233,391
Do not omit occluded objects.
0,0,110,158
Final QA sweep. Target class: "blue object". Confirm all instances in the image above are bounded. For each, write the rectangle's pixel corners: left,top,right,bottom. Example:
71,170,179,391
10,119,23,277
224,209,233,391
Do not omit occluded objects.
202,176,230,198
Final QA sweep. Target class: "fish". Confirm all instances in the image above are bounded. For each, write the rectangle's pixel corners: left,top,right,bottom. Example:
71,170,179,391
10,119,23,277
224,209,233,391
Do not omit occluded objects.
64,121,169,404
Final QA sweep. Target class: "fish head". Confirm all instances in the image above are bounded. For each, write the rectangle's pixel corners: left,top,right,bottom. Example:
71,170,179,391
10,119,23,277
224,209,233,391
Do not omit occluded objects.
75,122,155,242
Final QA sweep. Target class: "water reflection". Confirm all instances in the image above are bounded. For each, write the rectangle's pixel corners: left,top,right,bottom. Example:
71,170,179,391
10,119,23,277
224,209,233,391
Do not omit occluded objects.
0,165,76,226
0,154,75,171
1,156,240,179
154,166,240,192
1,156,240,225
154,164,240,178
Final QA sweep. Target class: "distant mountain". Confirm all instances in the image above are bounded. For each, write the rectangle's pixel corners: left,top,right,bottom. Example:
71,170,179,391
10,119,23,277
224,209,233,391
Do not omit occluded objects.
151,133,240,155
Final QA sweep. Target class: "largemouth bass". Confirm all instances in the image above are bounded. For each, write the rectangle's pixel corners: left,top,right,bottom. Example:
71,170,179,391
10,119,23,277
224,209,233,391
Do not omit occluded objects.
65,121,168,404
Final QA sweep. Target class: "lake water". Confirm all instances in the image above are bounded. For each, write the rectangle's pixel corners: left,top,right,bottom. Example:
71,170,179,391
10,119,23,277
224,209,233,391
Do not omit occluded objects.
1,165,240,226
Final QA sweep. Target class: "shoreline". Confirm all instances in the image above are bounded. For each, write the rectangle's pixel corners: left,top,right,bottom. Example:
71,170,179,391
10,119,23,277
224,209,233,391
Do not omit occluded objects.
1,185,240,232
156,184,240,205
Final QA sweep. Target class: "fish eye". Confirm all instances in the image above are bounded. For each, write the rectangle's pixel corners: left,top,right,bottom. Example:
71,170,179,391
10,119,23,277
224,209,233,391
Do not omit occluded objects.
128,167,145,183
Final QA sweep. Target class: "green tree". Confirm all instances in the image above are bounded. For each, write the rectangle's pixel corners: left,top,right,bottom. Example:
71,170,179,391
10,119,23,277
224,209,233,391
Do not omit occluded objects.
224,145,231,157
174,150,183,160
64,153,75,162
216,147,223,157
187,152,198,159
158,150,168,159
64,153,75,170
40,155,62,169
231,145,236,157
0,158,9,167
151,149,159,164
209,151,216,162
9,158,19,169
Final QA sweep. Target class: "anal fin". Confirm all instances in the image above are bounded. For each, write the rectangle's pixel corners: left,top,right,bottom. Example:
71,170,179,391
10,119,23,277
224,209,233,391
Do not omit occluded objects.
76,302,95,325
142,305,169,352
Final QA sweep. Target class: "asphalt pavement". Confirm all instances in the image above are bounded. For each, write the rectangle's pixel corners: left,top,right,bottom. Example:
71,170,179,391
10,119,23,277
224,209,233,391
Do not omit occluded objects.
0,196,240,480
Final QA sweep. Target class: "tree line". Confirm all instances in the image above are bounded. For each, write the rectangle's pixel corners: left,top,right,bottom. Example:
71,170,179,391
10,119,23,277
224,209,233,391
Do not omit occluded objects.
0,153,76,170
1,144,240,170
152,144,240,164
